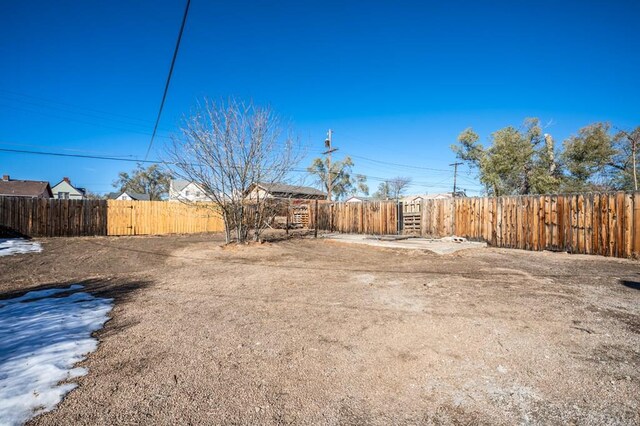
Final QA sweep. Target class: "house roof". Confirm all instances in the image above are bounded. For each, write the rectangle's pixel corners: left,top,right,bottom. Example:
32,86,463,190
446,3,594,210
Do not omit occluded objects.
401,193,453,203
255,182,326,198
107,191,150,201
170,179,191,193
345,196,382,202
0,179,53,197
123,192,150,201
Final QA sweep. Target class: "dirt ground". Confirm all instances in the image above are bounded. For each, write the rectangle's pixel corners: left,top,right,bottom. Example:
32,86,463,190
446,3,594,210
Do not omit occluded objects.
1,232,639,425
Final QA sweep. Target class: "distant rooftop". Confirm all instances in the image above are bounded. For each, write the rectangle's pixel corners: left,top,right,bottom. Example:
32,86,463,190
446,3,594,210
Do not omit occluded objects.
107,191,150,201
170,179,192,193
255,182,326,198
0,175,52,198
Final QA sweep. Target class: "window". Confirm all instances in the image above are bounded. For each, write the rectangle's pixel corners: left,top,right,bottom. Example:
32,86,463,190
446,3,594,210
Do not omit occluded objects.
58,192,69,199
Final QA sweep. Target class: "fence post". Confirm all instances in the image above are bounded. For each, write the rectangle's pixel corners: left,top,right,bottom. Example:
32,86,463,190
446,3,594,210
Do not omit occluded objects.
330,203,333,233
314,199,318,238
285,200,290,235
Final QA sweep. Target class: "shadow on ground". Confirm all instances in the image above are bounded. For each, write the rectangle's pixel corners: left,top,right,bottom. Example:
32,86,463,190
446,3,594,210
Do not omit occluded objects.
0,277,153,305
0,226,32,239
620,279,640,291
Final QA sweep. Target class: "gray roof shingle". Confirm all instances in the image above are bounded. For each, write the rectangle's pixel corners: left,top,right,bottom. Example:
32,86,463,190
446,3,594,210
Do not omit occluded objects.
107,191,151,201
256,182,326,197
125,192,151,201
170,179,190,193
0,179,53,198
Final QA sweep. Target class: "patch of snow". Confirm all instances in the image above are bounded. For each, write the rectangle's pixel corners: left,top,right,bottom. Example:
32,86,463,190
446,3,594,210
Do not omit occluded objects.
0,285,113,426
0,239,42,257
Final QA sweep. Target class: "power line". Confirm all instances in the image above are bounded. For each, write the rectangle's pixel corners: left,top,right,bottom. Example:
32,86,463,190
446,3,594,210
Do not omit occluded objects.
347,153,453,173
336,131,454,173
0,146,476,189
0,100,154,130
0,93,456,174
0,89,156,125
0,92,165,130
0,103,173,140
144,0,191,160
0,147,160,164
0,141,138,158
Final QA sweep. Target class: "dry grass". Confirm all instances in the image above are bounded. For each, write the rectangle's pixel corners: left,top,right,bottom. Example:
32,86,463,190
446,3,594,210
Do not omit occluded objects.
1,232,638,425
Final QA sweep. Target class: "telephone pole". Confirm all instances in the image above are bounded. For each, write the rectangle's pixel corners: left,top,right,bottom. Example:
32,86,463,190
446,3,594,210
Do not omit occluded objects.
450,162,463,197
323,129,338,201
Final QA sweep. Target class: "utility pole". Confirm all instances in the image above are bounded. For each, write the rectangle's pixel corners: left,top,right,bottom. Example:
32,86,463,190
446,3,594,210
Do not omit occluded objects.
323,129,338,201
450,162,463,197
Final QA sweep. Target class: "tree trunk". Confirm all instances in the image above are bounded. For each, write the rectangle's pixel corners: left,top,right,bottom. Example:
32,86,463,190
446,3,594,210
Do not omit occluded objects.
222,211,231,243
253,194,261,242
238,206,244,243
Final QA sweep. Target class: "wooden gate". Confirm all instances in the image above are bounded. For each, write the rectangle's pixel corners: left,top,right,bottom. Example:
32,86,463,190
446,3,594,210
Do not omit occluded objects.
291,204,310,228
402,201,421,234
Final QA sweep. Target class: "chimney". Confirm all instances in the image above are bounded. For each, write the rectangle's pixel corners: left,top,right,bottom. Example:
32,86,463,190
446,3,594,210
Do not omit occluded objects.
63,177,70,183
2,175,9,181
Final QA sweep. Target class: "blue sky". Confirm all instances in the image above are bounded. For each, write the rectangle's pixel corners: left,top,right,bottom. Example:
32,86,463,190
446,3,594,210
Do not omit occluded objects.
1,0,639,195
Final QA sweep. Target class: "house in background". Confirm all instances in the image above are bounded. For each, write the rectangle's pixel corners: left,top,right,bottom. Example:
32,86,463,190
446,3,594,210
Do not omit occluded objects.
344,195,380,203
401,193,453,204
401,193,454,213
245,182,327,201
169,180,327,202
51,177,86,200
0,175,53,198
169,179,211,202
107,191,150,201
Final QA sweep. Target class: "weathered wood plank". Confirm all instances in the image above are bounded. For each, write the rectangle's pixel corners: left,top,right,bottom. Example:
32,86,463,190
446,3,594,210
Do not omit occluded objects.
634,193,640,258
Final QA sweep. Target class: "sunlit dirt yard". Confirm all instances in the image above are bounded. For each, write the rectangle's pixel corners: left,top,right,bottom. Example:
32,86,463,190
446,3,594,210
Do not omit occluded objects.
1,232,639,425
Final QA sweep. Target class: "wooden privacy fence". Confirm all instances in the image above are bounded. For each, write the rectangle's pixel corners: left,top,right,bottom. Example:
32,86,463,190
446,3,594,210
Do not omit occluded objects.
311,192,640,259
309,201,399,235
0,197,107,237
0,197,224,237
3,193,639,258
419,198,456,237
0,197,302,237
450,192,640,258
106,200,224,235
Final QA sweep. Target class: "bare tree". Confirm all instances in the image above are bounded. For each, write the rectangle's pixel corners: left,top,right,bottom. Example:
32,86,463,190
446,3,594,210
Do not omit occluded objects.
388,177,412,201
165,98,301,243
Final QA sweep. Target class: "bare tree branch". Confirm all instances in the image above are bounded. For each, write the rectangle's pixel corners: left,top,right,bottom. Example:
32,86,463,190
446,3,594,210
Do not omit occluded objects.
164,98,302,243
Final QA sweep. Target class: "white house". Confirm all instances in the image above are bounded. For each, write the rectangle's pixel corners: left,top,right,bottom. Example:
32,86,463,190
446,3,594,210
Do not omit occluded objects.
169,179,212,202
51,177,85,200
